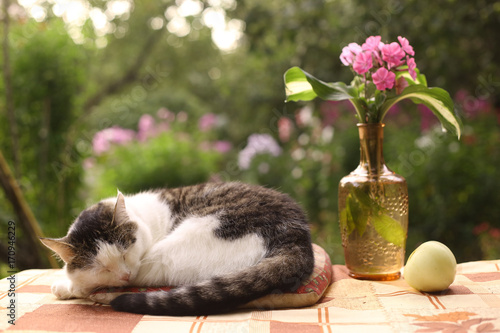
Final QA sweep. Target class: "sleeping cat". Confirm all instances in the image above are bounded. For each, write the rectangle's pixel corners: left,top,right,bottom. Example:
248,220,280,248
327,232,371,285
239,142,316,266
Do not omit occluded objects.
41,182,314,316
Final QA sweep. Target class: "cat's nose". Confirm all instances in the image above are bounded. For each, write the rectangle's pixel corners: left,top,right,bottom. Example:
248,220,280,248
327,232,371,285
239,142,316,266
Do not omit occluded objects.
120,273,130,282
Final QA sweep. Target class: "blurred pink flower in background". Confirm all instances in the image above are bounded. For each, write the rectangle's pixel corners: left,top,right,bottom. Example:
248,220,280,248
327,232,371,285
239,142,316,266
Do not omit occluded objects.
238,134,282,170
176,111,188,122
295,106,313,127
320,101,341,127
490,228,500,239
455,90,491,118
472,221,500,239
473,222,490,235
213,140,232,153
418,105,438,132
137,114,156,142
156,121,170,133
157,107,176,122
278,117,293,142
199,113,218,132
384,103,401,118
83,157,96,169
92,126,136,155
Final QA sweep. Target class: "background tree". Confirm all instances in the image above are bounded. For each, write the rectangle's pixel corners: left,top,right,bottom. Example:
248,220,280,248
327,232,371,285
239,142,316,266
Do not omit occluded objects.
0,0,499,274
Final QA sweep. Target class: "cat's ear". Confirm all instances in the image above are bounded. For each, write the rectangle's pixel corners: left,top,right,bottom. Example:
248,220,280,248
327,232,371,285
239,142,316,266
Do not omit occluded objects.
40,237,76,263
112,190,129,225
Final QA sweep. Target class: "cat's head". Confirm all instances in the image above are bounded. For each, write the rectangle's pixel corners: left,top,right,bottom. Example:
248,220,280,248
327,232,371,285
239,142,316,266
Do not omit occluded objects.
41,191,142,291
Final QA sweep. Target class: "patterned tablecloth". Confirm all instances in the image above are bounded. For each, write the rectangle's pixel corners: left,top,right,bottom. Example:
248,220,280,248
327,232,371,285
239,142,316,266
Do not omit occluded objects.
1,260,500,333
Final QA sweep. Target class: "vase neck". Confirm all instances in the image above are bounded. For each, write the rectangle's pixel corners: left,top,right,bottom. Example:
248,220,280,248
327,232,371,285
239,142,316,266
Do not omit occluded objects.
355,123,391,176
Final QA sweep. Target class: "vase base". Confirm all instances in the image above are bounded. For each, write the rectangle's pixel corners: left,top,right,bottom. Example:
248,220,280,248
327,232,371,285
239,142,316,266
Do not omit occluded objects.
348,271,401,281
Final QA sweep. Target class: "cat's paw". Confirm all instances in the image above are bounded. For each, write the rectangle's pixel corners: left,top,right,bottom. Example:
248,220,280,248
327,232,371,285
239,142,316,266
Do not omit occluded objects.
51,279,75,299
88,292,120,305
51,280,90,299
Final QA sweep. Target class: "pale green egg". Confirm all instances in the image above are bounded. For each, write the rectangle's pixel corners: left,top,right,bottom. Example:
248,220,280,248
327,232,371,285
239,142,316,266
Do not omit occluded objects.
404,241,457,292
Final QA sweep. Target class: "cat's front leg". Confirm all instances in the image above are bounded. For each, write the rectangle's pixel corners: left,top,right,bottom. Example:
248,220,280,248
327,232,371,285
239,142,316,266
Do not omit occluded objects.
51,279,92,299
88,292,120,305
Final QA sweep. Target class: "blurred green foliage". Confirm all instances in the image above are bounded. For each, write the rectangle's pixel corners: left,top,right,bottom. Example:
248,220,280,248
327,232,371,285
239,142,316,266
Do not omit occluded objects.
238,102,500,263
86,121,226,202
1,20,86,232
0,0,499,275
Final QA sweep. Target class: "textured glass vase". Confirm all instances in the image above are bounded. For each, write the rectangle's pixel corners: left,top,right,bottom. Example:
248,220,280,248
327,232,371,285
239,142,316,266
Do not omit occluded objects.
338,123,408,281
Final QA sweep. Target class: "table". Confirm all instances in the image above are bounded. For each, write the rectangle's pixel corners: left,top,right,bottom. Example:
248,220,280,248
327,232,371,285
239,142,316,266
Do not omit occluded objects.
1,260,500,332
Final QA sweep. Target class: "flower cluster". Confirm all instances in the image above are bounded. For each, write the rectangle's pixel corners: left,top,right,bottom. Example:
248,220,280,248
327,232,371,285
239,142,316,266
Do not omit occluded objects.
92,113,170,155
238,134,282,170
91,110,232,157
340,36,416,91
286,35,461,136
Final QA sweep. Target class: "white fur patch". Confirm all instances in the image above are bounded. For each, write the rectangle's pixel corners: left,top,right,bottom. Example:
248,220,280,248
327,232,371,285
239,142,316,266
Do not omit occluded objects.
132,215,266,286
57,191,267,297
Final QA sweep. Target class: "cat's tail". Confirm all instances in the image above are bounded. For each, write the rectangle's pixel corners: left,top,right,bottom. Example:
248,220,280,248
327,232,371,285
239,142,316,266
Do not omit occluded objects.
110,243,314,316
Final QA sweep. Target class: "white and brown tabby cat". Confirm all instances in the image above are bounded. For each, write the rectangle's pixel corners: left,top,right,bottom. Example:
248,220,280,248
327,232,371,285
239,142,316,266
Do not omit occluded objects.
41,182,314,316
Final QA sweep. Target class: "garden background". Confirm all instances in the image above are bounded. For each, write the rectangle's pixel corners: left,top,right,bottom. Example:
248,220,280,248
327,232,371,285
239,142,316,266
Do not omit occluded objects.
1,0,499,277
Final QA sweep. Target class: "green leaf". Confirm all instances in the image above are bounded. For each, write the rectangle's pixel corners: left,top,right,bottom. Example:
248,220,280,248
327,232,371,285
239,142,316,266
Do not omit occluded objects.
346,192,369,237
339,207,355,236
284,66,365,121
395,68,427,87
351,186,376,209
380,85,462,139
284,67,356,102
283,67,318,101
371,213,407,247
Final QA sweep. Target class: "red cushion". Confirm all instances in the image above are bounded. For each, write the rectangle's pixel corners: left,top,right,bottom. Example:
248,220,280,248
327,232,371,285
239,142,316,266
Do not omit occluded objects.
90,243,332,310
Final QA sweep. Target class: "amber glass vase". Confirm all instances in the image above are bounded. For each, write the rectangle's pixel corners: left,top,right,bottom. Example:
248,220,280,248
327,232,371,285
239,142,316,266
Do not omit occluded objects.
338,123,408,281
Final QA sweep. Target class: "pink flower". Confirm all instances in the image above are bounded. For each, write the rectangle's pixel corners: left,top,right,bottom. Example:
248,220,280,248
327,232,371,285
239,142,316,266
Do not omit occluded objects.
381,42,405,68
455,90,492,118
320,101,340,127
92,132,111,154
111,127,136,144
213,140,232,153
157,107,175,121
238,134,282,170
361,36,384,66
353,51,373,75
386,103,401,117
489,228,500,239
398,36,415,56
418,105,437,132
295,106,313,127
395,76,409,95
137,114,156,142
473,222,490,235
199,113,217,132
340,43,362,66
92,126,136,155
362,36,382,52
407,56,417,80
372,67,396,90
83,157,96,169
156,121,170,133
278,117,293,142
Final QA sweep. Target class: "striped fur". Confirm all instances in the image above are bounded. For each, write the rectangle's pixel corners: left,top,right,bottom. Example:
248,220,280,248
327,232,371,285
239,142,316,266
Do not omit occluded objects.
41,182,314,316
